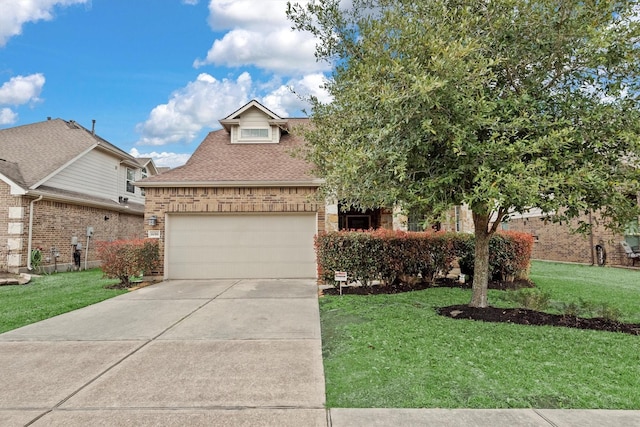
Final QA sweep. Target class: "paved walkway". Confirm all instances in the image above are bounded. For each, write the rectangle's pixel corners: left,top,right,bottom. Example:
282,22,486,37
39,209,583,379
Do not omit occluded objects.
0,279,638,426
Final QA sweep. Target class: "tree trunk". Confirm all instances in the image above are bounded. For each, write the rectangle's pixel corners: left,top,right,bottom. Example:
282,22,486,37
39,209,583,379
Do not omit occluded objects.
470,213,491,308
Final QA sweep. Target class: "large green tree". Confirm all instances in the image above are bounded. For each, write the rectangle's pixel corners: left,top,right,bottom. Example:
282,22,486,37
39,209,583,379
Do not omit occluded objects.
288,0,640,307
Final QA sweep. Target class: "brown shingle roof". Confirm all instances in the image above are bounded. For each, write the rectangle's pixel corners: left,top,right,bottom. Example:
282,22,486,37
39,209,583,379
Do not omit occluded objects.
0,118,139,190
0,119,98,188
140,118,320,186
0,159,26,188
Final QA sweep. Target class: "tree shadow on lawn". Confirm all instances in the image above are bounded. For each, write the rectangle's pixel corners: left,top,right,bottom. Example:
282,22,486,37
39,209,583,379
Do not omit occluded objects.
321,279,640,336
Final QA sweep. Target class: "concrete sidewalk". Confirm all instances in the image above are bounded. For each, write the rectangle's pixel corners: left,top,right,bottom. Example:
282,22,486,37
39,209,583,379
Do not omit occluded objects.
1,279,638,426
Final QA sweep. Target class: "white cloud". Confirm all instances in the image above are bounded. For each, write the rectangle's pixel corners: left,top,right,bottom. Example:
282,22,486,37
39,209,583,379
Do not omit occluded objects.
206,0,290,31
137,71,332,147
129,148,190,169
0,108,18,125
194,0,328,75
0,73,45,105
0,0,88,47
261,73,331,116
194,28,326,74
135,72,252,146
138,0,333,148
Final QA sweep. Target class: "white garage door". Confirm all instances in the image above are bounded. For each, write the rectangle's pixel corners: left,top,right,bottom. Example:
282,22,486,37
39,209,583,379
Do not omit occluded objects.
166,213,317,279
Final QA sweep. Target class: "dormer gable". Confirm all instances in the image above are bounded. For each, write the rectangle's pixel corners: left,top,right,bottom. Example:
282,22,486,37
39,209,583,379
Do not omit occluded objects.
219,100,289,144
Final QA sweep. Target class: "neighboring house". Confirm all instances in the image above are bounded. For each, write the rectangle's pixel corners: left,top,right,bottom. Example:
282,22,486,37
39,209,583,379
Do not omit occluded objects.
507,206,640,267
0,118,159,273
138,100,471,280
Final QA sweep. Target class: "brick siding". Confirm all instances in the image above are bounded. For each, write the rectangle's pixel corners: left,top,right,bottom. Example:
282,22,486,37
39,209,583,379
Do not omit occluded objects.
143,186,322,276
0,182,144,273
508,214,630,267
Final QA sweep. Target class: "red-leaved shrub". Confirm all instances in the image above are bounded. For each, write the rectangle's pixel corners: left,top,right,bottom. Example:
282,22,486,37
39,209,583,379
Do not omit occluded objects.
316,230,534,286
315,230,459,286
97,239,160,286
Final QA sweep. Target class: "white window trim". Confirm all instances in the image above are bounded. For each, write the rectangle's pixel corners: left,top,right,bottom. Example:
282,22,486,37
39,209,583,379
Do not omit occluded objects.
126,167,136,194
140,167,147,196
236,127,274,143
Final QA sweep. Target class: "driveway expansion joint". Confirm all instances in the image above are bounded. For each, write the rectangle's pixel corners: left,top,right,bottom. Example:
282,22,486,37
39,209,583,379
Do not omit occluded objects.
533,408,560,426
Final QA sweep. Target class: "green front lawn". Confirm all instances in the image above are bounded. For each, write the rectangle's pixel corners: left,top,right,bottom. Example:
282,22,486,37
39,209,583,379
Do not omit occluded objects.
0,269,126,334
320,261,640,409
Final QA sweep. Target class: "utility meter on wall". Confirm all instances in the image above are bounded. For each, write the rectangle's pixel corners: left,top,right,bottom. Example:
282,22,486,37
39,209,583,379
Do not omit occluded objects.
86,227,94,237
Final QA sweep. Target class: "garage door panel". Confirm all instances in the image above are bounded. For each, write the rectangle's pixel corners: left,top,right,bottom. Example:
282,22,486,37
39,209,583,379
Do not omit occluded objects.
167,214,317,279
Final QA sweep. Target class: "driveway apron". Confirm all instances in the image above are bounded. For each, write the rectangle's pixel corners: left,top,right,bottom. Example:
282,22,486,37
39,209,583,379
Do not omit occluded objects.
0,279,327,426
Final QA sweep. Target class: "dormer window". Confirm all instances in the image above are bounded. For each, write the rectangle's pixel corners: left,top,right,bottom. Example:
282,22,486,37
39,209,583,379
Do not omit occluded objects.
241,128,269,139
220,100,288,144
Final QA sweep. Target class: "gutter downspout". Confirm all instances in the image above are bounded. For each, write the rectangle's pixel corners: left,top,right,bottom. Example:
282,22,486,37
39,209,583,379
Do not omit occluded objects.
27,195,44,270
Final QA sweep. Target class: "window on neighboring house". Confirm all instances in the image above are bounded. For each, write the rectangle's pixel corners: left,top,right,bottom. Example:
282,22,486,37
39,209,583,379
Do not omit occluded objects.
140,167,147,196
454,206,461,232
126,168,135,193
240,128,269,139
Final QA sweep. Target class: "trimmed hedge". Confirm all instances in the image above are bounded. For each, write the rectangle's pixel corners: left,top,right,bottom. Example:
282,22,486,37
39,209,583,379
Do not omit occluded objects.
315,230,533,286
458,231,535,281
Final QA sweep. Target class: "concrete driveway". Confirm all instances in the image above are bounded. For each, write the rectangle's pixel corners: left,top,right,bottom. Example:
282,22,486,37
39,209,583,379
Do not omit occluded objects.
0,279,327,426
2,279,639,427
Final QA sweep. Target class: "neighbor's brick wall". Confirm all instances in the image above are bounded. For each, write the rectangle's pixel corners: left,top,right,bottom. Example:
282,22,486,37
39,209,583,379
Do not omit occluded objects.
11,198,143,272
143,186,323,275
29,199,144,270
508,213,628,266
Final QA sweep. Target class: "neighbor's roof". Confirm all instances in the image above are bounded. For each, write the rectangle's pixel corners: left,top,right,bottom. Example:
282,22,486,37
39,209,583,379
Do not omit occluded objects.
139,118,321,187
0,118,137,189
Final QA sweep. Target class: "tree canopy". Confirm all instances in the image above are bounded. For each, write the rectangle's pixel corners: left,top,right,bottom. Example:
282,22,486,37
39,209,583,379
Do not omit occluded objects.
288,0,640,306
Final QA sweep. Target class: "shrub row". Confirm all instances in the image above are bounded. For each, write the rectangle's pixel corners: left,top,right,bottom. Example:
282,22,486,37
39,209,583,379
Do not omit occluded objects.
97,239,160,286
315,230,533,286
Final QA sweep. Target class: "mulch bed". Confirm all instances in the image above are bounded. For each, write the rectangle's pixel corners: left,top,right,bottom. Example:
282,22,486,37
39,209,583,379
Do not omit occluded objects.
320,278,640,335
437,304,640,335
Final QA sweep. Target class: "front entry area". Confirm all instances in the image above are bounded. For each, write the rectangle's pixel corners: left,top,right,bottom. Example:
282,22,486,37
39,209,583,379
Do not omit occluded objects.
165,213,317,279
338,204,382,230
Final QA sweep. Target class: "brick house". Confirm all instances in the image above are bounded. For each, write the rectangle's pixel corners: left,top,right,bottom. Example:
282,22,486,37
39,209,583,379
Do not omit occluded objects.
506,207,640,267
0,118,158,273
138,100,473,280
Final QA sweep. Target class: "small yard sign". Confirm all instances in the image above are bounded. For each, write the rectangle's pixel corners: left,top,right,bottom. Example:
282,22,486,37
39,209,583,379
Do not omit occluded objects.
335,271,348,296
334,271,348,282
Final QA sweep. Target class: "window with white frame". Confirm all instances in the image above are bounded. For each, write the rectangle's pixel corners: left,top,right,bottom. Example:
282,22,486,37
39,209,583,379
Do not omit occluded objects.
126,168,135,193
240,128,269,140
140,167,147,196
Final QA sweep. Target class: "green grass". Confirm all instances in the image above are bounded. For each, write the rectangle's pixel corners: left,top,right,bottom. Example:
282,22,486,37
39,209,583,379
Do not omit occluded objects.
0,269,126,334
529,261,640,323
320,261,640,409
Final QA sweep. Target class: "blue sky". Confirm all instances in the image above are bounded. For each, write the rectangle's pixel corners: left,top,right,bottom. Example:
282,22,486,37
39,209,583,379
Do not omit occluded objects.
0,0,331,167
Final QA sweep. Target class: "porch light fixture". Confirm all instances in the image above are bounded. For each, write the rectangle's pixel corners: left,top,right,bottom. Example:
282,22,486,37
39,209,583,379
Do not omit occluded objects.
148,215,157,226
